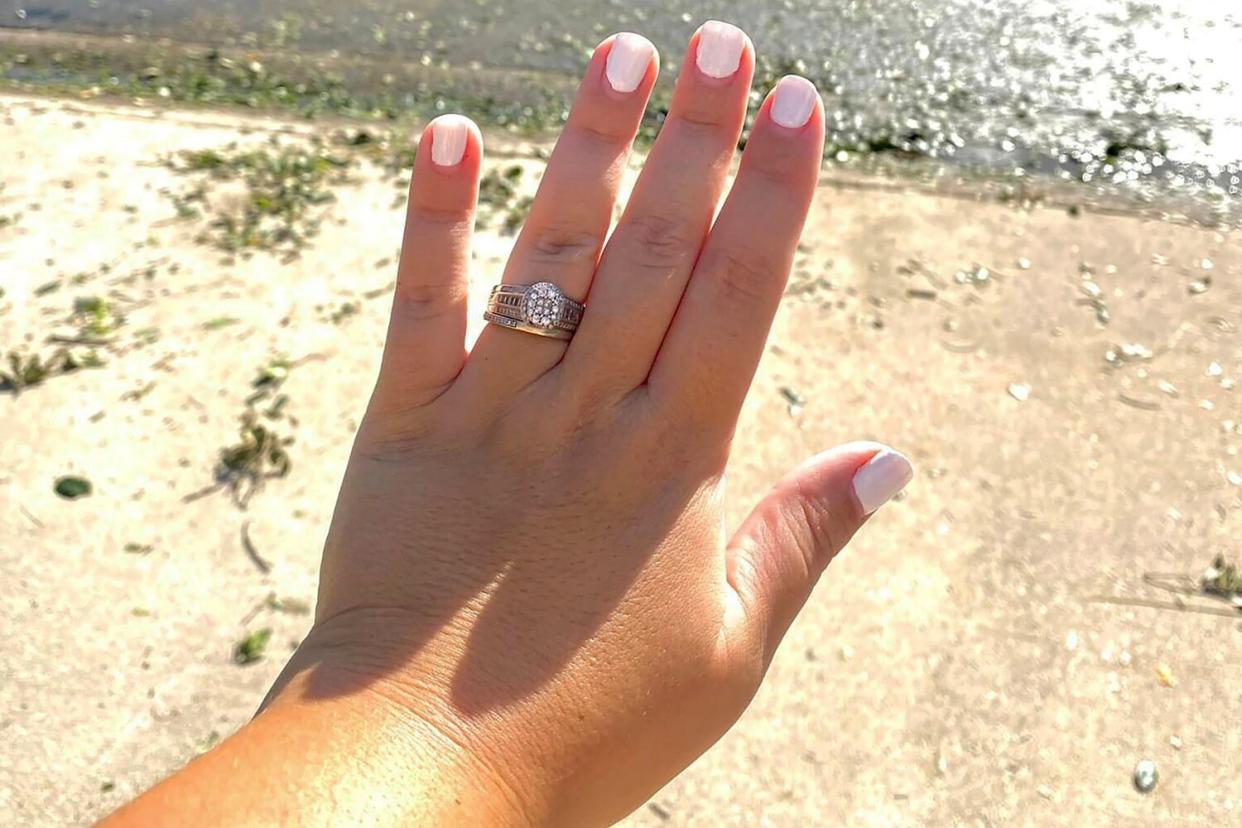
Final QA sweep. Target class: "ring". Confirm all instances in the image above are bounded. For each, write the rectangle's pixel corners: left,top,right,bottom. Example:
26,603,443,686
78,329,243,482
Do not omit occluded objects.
483,281,584,341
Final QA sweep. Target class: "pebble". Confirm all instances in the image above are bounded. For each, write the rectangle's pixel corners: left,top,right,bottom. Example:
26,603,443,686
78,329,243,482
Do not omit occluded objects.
1133,760,1158,793
1017,257,1031,270
1008,383,1031,402
1169,735,1183,750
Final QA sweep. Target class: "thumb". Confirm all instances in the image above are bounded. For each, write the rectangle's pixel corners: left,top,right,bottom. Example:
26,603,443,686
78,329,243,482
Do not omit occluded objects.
726,442,914,665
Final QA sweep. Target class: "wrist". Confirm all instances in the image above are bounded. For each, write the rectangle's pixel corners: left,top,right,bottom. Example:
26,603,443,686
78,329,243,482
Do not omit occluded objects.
263,609,539,827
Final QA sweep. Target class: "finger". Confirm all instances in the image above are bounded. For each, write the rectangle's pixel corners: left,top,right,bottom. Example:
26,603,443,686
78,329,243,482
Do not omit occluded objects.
461,33,658,396
372,115,482,413
725,443,914,664
648,76,824,428
563,21,754,397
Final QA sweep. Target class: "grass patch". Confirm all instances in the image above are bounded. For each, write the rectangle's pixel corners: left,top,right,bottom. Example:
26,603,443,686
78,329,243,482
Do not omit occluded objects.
72,296,124,337
202,316,240,331
1,347,104,393
189,357,299,508
328,302,360,324
474,164,532,235
165,138,352,258
217,411,293,507
501,195,534,236
331,127,418,176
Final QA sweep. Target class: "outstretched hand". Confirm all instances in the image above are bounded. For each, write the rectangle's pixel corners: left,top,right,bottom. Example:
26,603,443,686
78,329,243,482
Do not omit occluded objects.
108,21,911,827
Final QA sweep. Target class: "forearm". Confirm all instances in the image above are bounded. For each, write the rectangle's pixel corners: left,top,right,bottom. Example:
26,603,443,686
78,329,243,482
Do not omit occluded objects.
101,660,528,828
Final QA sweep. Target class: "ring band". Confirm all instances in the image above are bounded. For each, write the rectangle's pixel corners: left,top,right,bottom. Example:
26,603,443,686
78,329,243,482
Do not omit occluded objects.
484,281,583,341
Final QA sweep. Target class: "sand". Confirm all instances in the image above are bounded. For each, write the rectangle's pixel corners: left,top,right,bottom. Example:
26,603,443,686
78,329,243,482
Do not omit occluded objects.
1,92,1239,826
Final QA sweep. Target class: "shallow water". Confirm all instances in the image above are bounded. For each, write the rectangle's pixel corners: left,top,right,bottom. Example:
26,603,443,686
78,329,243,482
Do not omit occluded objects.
5,0,1241,212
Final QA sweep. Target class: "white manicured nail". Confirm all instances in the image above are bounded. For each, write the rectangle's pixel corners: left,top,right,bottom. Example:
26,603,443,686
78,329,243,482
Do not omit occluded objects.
696,20,745,79
770,75,818,129
430,115,469,167
605,33,655,94
852,449,914,514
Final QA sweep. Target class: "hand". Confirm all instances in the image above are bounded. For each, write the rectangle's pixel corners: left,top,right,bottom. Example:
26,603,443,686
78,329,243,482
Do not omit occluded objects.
109,21,913,828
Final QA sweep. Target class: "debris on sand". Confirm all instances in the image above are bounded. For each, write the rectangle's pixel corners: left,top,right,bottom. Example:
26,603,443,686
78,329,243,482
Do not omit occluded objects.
1133,760,1158,793
54,476,92,500
1007,383,1030,402
780,386,807,416
1105,343,1153,365
1117,393,1160,411
1202,555,1241,602
233,628,272,665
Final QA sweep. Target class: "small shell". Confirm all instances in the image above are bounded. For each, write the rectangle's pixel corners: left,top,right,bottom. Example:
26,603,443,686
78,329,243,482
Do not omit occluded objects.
1133,760,1158,793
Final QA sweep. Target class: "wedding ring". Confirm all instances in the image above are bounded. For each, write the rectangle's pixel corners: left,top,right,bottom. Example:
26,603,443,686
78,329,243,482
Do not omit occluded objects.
483,281,583,341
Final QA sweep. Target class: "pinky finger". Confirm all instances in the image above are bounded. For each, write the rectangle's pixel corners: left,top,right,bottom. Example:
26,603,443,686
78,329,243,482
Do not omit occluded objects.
372,114,482,413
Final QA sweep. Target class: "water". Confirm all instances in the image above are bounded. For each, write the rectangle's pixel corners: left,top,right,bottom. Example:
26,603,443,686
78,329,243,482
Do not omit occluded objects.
5,0,1240,216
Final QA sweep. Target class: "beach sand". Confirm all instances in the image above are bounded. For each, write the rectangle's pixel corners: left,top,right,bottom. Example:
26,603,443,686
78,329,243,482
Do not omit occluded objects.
1,92,1239,825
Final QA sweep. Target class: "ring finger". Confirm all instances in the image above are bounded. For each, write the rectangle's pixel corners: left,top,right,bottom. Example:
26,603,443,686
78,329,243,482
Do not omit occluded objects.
462,33,658,397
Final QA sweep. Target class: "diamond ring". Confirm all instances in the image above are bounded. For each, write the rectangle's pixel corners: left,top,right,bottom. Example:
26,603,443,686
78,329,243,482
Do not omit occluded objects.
483,281,584,341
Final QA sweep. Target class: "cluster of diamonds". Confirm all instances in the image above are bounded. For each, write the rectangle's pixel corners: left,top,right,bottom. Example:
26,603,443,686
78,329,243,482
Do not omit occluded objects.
523,282,564,328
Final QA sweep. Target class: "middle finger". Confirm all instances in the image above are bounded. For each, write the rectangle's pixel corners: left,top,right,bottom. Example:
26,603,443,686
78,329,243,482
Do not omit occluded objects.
563,21,755,399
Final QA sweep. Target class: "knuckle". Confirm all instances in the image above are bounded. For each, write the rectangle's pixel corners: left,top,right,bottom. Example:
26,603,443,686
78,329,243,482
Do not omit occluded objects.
668,111,731,143
406,202,474,227
354,406,441,459
779,479,850,577
525,223,602,267
707,247,776,305
566,119,630,150
623,213,698,272
393,279,466,321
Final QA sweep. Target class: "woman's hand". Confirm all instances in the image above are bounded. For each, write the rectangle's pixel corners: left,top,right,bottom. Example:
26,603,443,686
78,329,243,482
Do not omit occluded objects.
108,21,912,828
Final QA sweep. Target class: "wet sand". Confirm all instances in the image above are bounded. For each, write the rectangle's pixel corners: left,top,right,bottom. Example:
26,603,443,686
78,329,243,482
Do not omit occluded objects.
1,92,1239,825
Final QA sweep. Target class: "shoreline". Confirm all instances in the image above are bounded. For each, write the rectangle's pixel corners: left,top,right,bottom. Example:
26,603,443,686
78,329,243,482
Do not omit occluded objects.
2,27,1237,230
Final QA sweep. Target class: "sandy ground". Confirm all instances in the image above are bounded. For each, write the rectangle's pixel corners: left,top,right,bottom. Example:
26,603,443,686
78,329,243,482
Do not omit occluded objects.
1,93,1239,826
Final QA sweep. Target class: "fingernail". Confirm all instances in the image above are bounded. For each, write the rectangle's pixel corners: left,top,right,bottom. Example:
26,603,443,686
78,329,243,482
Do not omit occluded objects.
769,75,818,129
696,20,745,79
605,33,655,94
429,115,469,167
852,449,914,514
